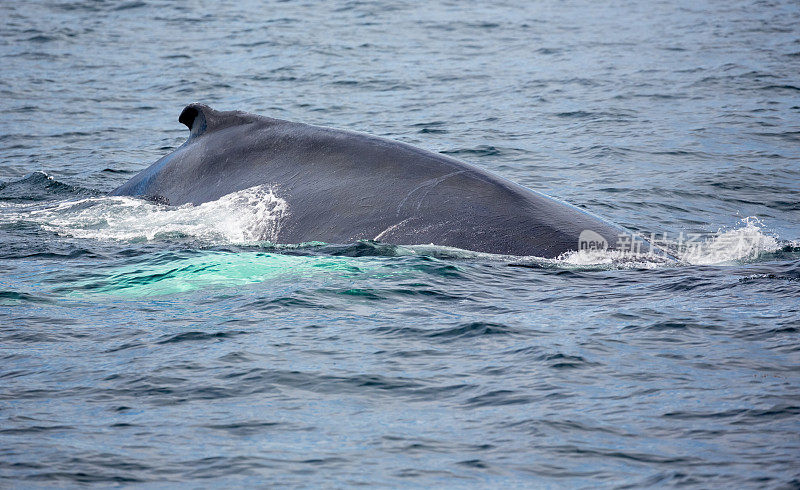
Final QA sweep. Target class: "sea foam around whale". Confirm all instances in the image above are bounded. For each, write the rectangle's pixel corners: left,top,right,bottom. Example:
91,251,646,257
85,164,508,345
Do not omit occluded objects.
556,218,782,268
6,183,289,243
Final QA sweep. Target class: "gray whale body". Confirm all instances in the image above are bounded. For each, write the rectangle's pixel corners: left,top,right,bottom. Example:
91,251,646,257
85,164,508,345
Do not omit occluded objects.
111,104,656,258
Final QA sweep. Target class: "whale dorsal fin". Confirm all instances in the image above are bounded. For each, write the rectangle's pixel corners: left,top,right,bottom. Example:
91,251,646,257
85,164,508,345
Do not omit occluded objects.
179,103,263,138
179,103,215,138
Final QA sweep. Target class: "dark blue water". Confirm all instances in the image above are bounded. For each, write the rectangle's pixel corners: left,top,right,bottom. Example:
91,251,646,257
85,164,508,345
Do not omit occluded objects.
2,0,799,486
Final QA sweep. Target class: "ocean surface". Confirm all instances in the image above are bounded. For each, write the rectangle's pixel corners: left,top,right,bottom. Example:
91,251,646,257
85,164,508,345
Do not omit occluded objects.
1,0,799,487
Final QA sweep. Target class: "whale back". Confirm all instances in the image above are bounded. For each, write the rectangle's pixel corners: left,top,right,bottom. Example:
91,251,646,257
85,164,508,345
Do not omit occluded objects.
111,104,651,258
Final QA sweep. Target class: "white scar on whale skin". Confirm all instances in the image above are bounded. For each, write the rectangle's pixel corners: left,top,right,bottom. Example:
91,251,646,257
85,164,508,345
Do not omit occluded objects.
374,217,414,241
396,170,466,215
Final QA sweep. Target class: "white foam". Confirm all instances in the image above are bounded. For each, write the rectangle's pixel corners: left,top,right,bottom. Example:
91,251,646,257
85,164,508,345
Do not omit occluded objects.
554,248,674,269
22,185,289,243
678,217,780,265
551,217,781,268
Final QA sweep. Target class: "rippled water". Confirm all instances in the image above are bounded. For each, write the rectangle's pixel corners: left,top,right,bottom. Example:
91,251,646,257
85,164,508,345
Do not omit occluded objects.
2,0,799,487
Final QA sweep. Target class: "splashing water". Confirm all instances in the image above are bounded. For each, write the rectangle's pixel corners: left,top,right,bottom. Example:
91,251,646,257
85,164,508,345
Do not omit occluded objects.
553,217,781,268
554,248,675,269
17,184,289,243
679,217,781,265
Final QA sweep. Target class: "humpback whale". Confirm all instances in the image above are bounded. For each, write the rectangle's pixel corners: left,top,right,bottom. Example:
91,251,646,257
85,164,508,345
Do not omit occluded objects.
111,104,663,258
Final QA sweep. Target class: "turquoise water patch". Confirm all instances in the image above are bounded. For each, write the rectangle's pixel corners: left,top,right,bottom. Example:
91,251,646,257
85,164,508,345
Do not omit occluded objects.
69,251,380,297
